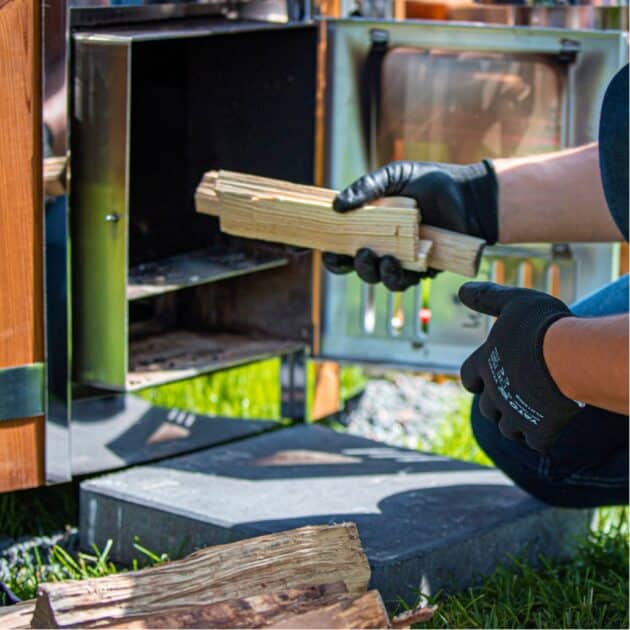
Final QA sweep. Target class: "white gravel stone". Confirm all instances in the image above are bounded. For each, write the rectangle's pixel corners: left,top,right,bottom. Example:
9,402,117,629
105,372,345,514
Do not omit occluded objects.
344,372,468,449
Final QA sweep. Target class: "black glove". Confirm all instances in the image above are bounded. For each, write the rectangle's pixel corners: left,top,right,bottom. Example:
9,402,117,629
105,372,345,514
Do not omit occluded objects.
323,160,498,291
458,282,582,453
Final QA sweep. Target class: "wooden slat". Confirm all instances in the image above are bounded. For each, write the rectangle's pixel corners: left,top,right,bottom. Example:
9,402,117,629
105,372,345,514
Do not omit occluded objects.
33,524,371,628
0,0,45,490
0,417,45,493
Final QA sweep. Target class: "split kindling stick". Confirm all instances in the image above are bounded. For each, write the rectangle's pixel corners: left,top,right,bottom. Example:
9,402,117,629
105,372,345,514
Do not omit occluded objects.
195,170,485,277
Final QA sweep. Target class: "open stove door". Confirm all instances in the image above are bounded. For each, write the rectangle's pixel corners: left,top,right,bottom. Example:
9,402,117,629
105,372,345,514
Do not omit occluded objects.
317,19,627,373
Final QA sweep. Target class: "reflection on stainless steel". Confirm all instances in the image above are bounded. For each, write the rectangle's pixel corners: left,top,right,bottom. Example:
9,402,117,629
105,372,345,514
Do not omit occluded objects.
70,394,277,475
127,249,288,301
72,21,317,392
380,49,564,163
126,332,305,391
44,0,68,156
71,1,238,30
388,291,405,336
43,2,628,481
321,19,627,371
414,283,428,341
45,196,72,483
44,0,72,483
252,449,362,465
72,39,130,390
448,5,628,31
362,283,377,333
42,0,319,478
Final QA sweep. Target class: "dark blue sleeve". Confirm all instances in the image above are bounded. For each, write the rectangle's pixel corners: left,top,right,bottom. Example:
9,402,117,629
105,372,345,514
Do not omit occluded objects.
598,64,629,241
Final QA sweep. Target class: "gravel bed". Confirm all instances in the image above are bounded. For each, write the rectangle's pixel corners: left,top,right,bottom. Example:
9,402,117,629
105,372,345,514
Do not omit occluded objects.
343,372,468,450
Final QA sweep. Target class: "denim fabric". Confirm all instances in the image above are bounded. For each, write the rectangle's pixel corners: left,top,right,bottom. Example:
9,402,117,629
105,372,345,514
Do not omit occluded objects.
599,64,629,241
471,275,629,507
571,273,629,317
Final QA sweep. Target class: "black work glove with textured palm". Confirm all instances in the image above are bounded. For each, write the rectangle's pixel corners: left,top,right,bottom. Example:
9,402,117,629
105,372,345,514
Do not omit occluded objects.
459,282,582,454
323,160,498,291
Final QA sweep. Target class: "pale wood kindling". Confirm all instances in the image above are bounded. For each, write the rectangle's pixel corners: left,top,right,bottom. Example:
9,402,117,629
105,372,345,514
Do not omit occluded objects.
44,156,67,197
196,170,485,277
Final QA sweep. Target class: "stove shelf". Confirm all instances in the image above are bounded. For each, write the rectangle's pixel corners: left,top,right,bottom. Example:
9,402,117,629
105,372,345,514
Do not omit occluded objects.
127,248,288,301
126,330,305,391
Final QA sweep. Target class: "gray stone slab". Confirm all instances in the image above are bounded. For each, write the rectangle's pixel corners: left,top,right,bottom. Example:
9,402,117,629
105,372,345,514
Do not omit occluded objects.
81,425,591,607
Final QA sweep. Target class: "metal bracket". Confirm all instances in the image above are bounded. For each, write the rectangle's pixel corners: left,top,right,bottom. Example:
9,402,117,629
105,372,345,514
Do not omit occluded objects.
0,363,45,422
557,38,581,65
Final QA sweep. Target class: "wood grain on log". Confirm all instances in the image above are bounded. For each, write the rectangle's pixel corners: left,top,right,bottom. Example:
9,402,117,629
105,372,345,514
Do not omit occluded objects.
99,583,350,629
33,524,370,628
195,170,485,277
272,590,390,629
0,600,36,629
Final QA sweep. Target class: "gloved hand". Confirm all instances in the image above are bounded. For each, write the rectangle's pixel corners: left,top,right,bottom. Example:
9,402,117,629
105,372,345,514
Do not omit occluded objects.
323,160,499,291
458,282,582,453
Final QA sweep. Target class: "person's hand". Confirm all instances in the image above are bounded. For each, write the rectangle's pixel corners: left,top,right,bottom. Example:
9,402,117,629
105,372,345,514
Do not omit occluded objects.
323,160,498,291
458,282,582,453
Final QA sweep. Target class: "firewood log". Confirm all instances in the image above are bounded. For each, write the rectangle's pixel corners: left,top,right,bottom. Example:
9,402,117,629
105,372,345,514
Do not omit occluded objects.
98,582,351,628
0,599,36,629
271,590,390,629
195,170,485,278
32,524,370,629
391,604,437,628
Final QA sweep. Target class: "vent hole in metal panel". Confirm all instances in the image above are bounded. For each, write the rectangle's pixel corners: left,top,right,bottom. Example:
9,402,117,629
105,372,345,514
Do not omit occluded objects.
388,292,405,336
517,261,533,288
546,263,561,297
362,283,376,334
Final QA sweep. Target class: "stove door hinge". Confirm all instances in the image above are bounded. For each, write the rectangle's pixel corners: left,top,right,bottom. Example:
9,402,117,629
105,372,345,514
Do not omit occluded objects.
557,38,581,65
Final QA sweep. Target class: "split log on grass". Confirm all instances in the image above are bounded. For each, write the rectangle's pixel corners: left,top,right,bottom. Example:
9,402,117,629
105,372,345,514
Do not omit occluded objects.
0,599,36,629
44,156,67,197
195,170,485,277
32,523,370,629
99,582,352,629
272,590,390,629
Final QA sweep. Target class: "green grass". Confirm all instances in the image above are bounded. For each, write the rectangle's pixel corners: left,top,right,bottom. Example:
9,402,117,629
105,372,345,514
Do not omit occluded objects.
1,365,628,628
2,533,168,602
136,357,367,422
136,358,283,420
0,484,77,540
410,510,628,629
339,365,368,401
411,386,629,629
